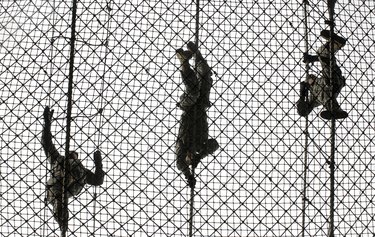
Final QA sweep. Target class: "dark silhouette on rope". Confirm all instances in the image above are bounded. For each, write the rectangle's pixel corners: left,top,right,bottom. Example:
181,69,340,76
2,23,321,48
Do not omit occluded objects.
42,107,105,236
297,30,348,120
175,42,219,189
298,1,349,236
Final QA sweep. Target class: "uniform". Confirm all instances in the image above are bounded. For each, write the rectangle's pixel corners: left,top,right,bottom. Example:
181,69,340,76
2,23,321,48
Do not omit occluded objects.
176,42,219,188
42,107,104,235
297,31,348,119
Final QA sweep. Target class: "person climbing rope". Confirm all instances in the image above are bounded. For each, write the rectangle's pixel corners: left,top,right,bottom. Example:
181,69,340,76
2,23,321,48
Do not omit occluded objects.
41,106,105,235
297,30,348,120
175,42,219,188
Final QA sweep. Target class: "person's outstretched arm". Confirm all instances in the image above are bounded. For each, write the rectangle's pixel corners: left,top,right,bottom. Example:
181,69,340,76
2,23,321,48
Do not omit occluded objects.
42,106,63,164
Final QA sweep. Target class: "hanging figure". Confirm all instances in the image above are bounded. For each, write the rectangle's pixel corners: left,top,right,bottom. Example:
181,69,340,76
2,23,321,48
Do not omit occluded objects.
175,42,219,188
42,106,104,235
297,30,348,120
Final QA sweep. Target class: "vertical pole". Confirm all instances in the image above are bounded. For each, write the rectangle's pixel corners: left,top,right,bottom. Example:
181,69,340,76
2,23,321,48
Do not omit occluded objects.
62,0,78,236
327,1,336,236
189,1,200,237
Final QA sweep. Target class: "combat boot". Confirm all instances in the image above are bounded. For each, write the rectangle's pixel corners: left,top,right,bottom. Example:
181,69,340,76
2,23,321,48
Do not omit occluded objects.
320,109,348,120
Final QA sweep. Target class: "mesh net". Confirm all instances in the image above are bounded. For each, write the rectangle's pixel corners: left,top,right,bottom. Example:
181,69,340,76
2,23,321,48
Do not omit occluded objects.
1,0,375,236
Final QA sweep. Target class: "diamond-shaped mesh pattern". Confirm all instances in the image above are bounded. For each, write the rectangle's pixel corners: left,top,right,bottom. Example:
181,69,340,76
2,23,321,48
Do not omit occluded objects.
1,0,375,236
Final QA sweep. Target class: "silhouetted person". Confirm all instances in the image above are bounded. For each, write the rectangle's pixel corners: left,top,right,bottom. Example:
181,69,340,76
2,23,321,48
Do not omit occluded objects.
175,42,219,188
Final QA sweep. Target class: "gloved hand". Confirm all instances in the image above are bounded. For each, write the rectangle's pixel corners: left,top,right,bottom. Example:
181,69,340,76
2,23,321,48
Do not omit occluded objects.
94,150,102,167
43,106,54,126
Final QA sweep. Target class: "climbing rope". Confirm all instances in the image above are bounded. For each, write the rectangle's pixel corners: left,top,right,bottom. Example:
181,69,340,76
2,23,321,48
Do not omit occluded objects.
91,0,112,235
188,1,200,237
44,0,58,235
300,1,339,236
327,1,337,236
301,0,310,236
61,0,78,236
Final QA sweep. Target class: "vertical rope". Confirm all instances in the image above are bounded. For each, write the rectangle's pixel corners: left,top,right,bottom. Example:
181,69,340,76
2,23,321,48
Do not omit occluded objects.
301,0,310,236
327,1,336,236
189,1,200,237
328,108,336,237
62,0,78,236
194,0,199,46
91,1,112,235
65,0,78,158
44,0,57,235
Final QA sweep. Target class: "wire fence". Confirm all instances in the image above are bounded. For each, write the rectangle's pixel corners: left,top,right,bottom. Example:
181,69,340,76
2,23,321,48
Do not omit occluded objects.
1,0,375,236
